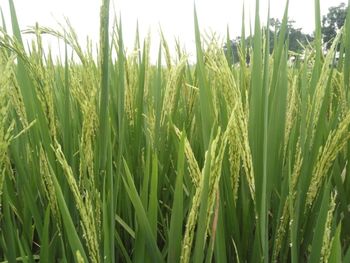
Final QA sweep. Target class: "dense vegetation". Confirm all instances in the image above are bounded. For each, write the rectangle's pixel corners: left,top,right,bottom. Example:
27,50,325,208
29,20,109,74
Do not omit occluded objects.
1,0,350,262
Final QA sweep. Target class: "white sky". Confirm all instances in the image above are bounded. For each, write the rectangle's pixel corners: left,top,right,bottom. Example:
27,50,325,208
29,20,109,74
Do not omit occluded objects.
0,0,347,62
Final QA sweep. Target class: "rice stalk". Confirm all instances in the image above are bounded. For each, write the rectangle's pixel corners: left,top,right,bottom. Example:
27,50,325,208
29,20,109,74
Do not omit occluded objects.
52,142,100,263
321,191,337,263
173,125,201,187
306,111,350,207
180,130,221,263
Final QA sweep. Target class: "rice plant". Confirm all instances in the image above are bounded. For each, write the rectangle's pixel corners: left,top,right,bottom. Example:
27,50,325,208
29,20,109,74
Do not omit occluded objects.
0,0,350,262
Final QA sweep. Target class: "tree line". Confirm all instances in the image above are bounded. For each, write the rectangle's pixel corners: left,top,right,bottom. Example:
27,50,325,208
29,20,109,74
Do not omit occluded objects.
225,2,348,64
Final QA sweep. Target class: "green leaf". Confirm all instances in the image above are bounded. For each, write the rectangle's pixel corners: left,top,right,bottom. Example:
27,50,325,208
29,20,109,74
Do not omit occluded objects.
194,5,214,148
40,207,51,263
122,160,164,263
309,182,331,263
168,132,185,263
193,134,213,263
327,224,342,263
50,167,88,262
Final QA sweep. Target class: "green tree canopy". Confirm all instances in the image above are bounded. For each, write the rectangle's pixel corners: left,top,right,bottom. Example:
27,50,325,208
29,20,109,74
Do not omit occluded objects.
225,18,313,65
322,2,348,49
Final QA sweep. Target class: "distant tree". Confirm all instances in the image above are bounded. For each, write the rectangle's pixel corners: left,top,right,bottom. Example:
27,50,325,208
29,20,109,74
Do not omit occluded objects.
223,38,240,64
322,2,348,49
269,18,313,53
225,18,313,65
224,36,251,65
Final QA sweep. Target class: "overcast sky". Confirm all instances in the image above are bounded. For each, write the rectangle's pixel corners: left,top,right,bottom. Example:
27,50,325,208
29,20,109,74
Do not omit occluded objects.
0,0,347,61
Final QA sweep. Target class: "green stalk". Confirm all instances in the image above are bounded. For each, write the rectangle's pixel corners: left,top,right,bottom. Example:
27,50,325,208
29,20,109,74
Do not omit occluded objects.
98,0,113,262
261,3,270,262
98,0,110,173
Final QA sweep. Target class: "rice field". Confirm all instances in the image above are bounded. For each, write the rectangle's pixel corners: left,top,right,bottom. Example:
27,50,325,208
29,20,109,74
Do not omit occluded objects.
1,0,350,262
